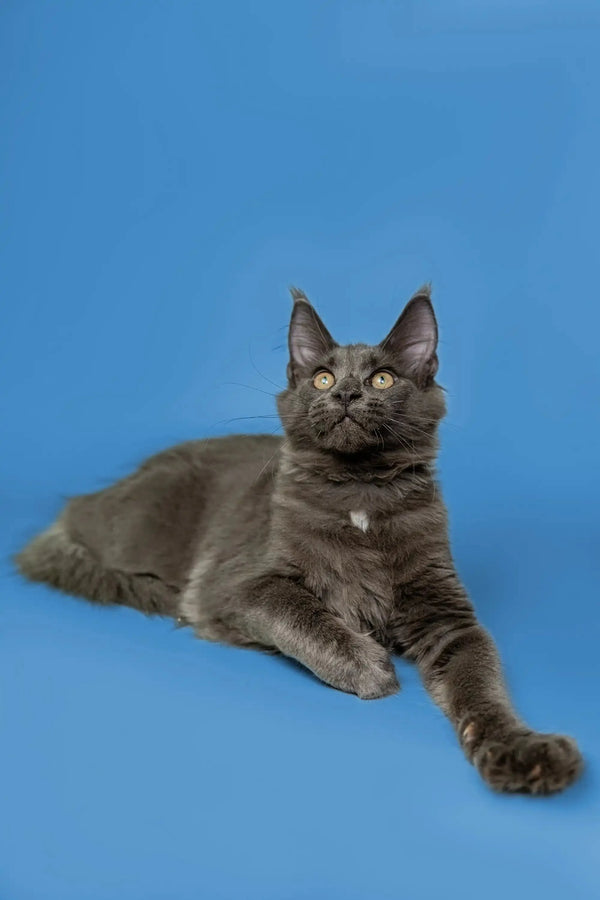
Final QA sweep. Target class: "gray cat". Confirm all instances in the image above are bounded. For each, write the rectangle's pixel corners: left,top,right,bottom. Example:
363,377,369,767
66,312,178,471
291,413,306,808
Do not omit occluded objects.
16,286,583,795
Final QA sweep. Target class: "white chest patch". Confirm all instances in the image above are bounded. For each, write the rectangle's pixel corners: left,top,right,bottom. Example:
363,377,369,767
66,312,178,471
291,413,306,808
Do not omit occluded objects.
350,510,370,532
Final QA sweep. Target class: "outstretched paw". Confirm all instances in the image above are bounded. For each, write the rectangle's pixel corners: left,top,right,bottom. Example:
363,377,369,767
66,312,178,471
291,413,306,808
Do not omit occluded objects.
472,730,583,795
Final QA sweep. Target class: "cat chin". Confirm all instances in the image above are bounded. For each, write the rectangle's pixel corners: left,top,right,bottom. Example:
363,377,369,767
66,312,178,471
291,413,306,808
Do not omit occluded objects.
315,418,379,454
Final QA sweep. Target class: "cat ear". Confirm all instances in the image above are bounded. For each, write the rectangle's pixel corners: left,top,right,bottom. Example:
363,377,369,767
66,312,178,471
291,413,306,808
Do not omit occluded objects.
287,287,336,382
380,286,439,385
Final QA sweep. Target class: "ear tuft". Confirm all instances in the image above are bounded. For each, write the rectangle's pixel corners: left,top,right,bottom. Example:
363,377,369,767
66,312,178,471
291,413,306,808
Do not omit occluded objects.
288,292,336,381
414,282,432,299
380,287,439,386
289,285,309,303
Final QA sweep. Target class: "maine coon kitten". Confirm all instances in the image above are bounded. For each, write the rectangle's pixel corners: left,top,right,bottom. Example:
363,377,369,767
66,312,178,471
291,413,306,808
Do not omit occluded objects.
16,286,583,795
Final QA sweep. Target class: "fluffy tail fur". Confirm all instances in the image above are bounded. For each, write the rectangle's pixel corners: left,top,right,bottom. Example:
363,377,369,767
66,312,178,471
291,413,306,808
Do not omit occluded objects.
15,518,178,617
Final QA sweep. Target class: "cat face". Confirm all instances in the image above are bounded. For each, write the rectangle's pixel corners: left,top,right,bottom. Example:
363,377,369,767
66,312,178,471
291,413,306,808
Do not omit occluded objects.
277,287,446,455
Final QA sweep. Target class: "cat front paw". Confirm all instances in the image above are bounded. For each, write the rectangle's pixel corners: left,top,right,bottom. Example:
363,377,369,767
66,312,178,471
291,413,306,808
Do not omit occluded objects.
471,730,583,795
349,640,400,700
353,659,400,700
314,633,400,699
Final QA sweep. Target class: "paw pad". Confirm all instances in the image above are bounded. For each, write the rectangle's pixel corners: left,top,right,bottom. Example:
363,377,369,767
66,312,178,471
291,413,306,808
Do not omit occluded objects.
462,722,477,744
475,731,583,795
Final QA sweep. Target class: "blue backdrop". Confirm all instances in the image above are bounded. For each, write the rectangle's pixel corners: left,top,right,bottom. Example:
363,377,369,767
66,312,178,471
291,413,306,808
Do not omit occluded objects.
2,2,599,899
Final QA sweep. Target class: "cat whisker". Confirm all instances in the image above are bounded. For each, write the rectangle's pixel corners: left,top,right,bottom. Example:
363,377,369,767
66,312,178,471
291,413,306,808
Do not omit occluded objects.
248,344,285,390
213,414,293,429
224,382,278,398
252,436,287,484
388,417,434,444
380,422,423,458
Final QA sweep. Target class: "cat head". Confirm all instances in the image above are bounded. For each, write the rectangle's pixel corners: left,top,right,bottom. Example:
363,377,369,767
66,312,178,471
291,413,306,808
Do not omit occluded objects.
277,286,446,456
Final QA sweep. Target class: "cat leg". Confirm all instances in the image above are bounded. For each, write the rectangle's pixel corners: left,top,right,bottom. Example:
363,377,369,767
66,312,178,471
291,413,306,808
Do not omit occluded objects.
393,569,583,794
15,517,178,617
235,574,400,699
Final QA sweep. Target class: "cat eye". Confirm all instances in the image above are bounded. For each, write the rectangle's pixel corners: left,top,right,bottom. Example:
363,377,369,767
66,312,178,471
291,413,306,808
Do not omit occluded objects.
371,371,395,390
313,371,336,390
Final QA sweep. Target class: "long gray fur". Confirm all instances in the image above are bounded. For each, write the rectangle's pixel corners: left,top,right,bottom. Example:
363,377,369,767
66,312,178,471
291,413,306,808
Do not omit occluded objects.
15,286,583,795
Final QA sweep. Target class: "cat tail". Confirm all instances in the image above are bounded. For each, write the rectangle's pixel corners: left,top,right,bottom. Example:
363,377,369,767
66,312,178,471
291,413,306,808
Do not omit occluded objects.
14,516,178,618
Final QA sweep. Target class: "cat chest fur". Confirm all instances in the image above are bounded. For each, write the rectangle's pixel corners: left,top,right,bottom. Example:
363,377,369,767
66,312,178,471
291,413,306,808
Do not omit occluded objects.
292,507,397,641
271,460,425,641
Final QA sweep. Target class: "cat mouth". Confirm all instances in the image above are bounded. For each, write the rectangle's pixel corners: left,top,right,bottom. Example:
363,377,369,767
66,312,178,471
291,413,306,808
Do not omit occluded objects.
335,413,363,429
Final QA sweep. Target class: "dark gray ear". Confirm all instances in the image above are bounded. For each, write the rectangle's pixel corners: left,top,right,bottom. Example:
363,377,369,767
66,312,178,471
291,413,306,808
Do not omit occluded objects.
288,287,336,382
380,286,439,385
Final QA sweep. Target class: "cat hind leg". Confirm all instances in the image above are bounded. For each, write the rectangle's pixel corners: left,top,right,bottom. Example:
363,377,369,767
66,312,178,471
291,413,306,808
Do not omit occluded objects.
15,516,178,617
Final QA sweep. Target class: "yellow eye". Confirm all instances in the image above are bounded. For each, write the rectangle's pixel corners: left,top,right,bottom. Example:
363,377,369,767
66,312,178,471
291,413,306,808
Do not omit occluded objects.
371,371,394,390
313,371,335,390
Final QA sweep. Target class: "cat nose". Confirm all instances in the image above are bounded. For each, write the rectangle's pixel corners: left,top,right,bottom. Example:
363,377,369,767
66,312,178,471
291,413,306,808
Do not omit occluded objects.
333,380,362,406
